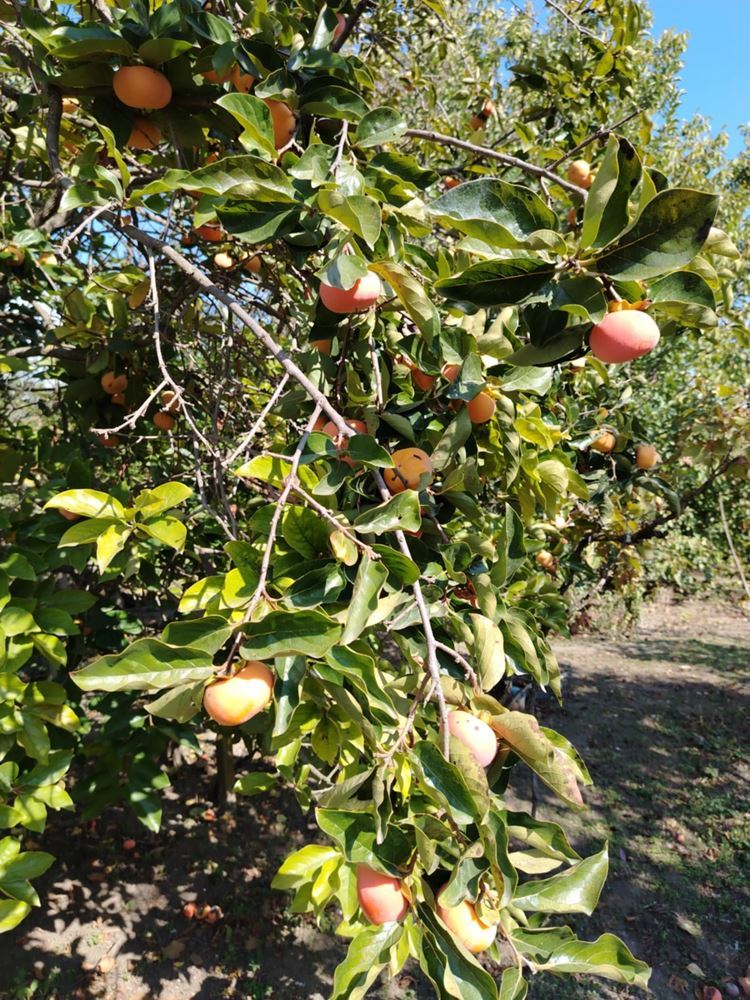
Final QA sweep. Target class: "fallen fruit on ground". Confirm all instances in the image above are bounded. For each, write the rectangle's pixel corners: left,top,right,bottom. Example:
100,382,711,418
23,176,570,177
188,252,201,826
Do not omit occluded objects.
383,447,434,494
589,310,661,363
447,710,498,767
635,443,659,469
591,431,617,454
467,391,496,424
319,271,382,313
263,98,296,149
101,371,128,394
113,65,172,110
355,864,408,924
436,886,498,953
203,660,275,726
127,117,161,150
567,158,594,188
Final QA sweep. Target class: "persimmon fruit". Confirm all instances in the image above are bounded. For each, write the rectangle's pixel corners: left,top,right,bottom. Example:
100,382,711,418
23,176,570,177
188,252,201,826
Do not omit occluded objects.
101,371,128,395
467,392,495,424
567,159,594,189
319,271,382,314
153,411,175,432
312,338,332,355
442,363,461,383
635,443,659,469
411,368,436,392
202,66,232,85
536,550,556,573
195,222,225,243
332,12,347,42
203,660,274,726
97,432,119,448
213,252,234,270
591,431,617,454
589,310,661,364
447,710,497,768
436,886,498,953
242,254,262,274
231,65,255,92
127,117,161,150
355,864,409,924
161,390,181,413
263,98,296,149
444,176,461,190
383,448,433,494
111,393,126,406
113,65,172,110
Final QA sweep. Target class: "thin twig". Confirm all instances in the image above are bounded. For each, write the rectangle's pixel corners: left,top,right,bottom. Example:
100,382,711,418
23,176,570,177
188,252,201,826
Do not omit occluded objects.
547,108,643,170
718,494,750,601
290,483,378,559
434,641,480,693
377,673,434,763
543,0,601,40
404,128,587,198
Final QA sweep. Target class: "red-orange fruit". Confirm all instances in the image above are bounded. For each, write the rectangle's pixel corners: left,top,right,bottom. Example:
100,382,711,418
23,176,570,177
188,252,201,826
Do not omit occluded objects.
127,116,161,150
59,509,80,522
383,448,433,494
153,411,175,432
242,254,262,274
466,392,495,424
442,363,461,383
444,176,461,190
591,431,617,454
97,433,119,448
436,886,498,953
447,711,497,768
194,223,225,242
161,390,181,413
231,65,255,92
332,12,347,42
202,66,232,85
567,159,594,189
589,310,660,364
635,443,658,469
319,271,382,314
203,660,274,726
101,371,128,395
263,98,297,149
355,864,408,924
312,338,332,356
470,114,486,130
411,369,436,392
113,65,172,110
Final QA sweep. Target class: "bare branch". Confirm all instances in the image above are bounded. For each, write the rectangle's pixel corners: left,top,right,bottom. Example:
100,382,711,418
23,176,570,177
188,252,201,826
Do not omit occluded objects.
543,0,601,40
404,128,588,199
547,108,643,170
331,0,371,52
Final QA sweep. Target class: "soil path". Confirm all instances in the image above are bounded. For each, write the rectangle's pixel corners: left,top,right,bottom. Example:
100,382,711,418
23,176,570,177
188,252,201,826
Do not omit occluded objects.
2,596,748,1000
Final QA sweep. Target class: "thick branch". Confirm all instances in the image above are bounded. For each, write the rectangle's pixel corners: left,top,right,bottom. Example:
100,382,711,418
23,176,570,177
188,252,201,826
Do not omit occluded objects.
404,128,587,198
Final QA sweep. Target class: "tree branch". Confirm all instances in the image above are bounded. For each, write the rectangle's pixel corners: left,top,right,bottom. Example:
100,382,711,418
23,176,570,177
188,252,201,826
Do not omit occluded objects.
404,128,588,198
331,0,371,52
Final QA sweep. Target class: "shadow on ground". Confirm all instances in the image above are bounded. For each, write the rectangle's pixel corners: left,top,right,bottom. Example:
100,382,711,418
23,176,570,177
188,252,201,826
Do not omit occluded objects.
2,595,748,1000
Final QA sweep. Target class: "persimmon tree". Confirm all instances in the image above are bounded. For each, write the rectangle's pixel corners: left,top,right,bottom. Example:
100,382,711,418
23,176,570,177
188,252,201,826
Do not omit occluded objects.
0,0,746,996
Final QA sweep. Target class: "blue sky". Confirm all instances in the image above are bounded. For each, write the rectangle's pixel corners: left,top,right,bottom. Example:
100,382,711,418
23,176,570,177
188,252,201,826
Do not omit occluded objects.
649,0,749,156
531,0,749,157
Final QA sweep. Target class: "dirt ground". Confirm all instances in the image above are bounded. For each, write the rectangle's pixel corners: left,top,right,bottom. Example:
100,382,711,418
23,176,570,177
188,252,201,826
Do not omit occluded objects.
2,594,748,1000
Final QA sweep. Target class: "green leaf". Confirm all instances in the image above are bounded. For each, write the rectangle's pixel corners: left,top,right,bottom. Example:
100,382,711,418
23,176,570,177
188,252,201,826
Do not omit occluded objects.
491,711,584,808
272,844,339,890
299,83,369,122
315,809,411,872
550,277,607,324
354,107,407,148
0,898,31,933
44,489,124,519
134,481,192,517
139,515,187,551
436,258,555,308
241,611,341,660
346,436,394,467
317,191,382,248
498,967,528,1000
235,454,317,490
331,923,403,1000
282,507,329,558
354,492,421,535
72,638,214,693
648,270,717,327
370,545,420,586
145,681,205,723
234,772,278,796
513,927,651,987
580,134,643,249
58,518,117,546
411,741,482,826
215,93,277,159
45,24,133,60
594,188,719,280
470,614,505,690
513,847,608,914
431,407,473,473
286,564,348,609
96,523,131,572
506,811,581,863
138,37,193,65
418,903,500,1000
0,555,35,581
371,261,440,341
161,616,233,654
340,555,389,645
429,178,557,248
